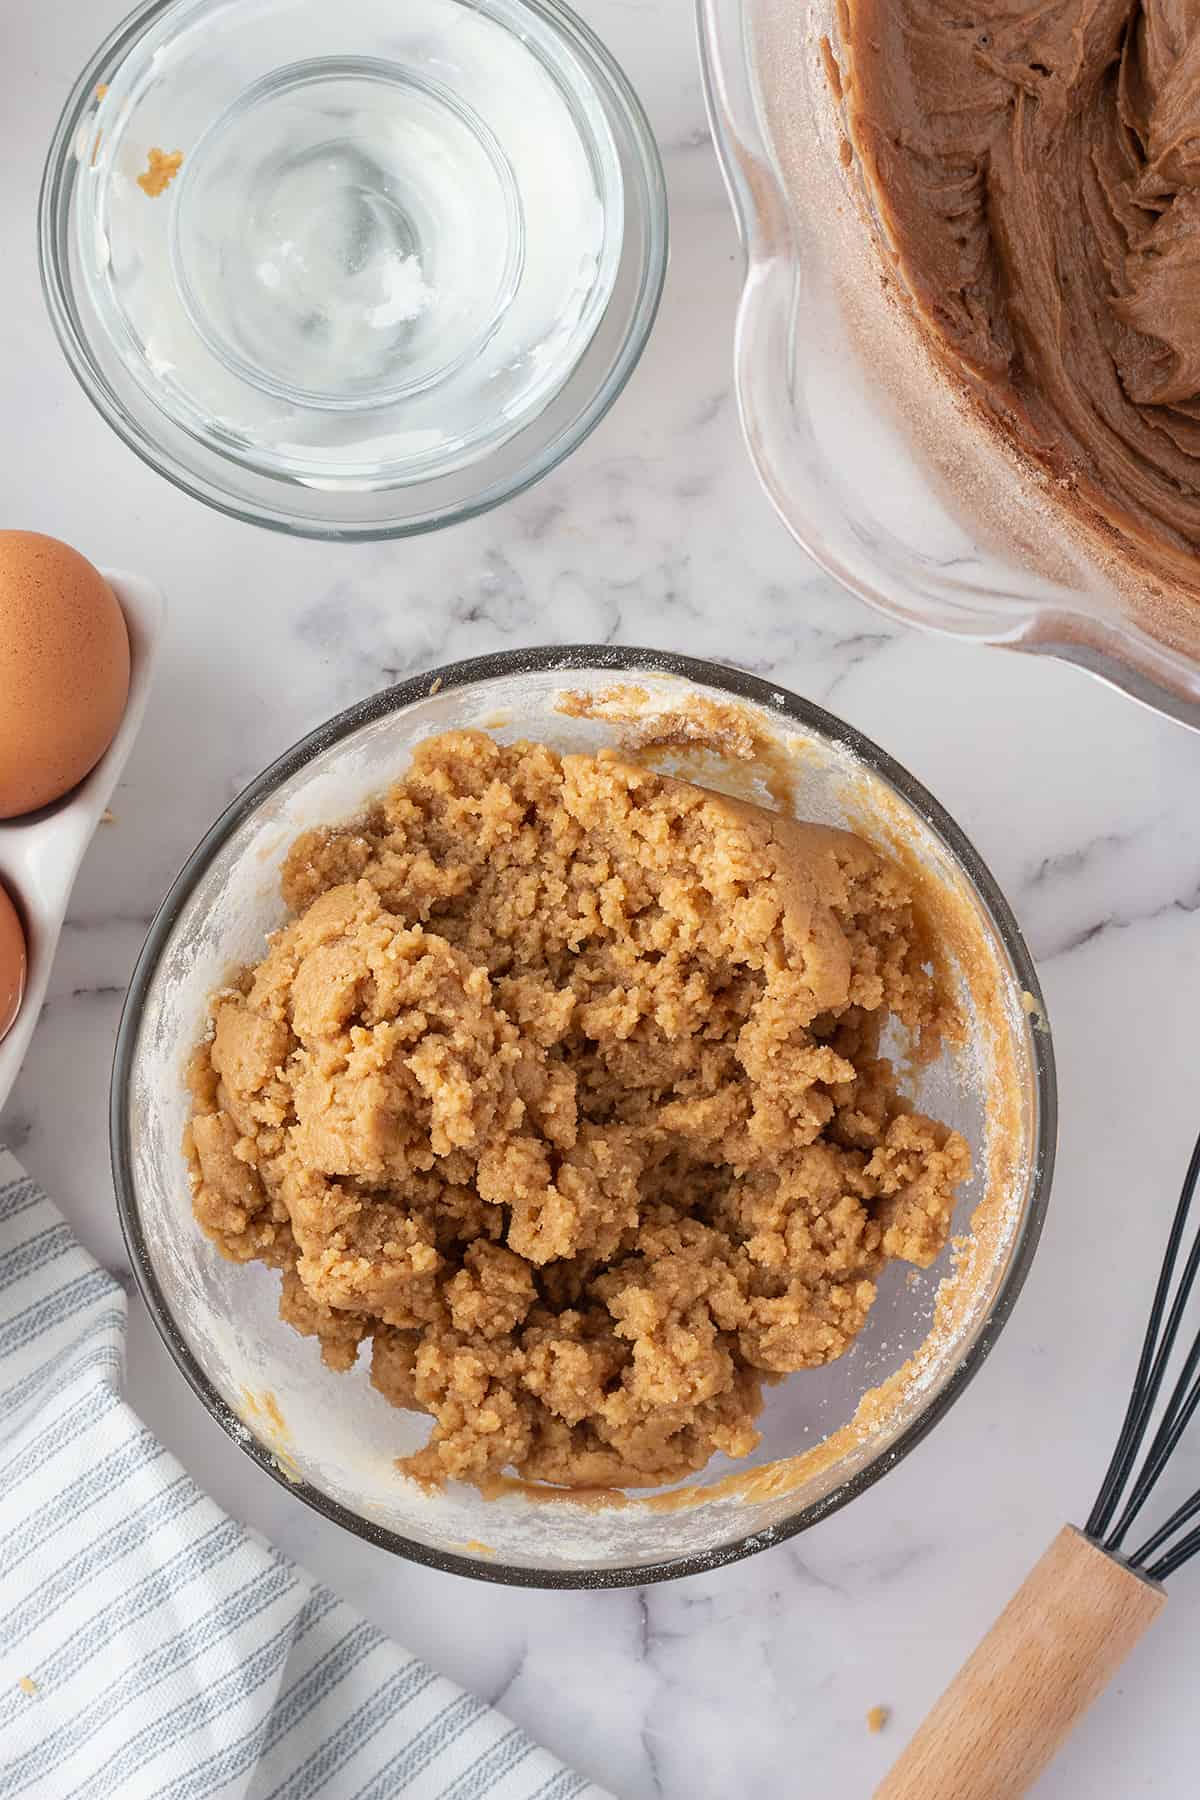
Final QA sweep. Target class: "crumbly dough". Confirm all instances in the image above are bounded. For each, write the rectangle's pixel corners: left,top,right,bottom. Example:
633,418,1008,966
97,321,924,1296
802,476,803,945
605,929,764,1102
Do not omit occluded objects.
841,0,1200,592
186,732,969,1489
137,147,183,197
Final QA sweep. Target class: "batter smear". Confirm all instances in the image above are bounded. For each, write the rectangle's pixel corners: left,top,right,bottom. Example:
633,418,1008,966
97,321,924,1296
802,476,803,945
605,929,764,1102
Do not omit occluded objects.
186,733,969,1488
841,0,1200,589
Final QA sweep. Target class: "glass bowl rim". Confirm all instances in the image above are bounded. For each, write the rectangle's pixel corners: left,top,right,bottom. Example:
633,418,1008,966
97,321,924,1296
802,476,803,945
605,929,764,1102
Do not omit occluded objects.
38,0,668,542
110,644,1057,1588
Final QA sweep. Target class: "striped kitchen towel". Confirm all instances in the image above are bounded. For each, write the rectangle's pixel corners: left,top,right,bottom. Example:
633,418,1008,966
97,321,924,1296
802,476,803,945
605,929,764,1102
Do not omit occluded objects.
0,1150,609,1800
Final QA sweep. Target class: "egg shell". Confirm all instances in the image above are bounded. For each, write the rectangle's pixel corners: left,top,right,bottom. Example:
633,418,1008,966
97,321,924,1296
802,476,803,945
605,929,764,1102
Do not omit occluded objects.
0,881,26,1042
0,532,131,818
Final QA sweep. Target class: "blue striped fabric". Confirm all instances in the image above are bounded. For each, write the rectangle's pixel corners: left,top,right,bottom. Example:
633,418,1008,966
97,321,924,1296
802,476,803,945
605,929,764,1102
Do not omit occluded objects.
0,1152,609,1800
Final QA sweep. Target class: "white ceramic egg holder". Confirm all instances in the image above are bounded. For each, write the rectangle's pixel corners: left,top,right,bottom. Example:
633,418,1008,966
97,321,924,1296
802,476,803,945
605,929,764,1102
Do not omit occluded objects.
0,571,164,1115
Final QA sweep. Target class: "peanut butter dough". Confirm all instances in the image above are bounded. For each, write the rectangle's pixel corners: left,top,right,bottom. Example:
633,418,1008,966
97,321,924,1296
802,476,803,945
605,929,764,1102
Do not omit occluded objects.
841,0,1200,591
186,732,969,1489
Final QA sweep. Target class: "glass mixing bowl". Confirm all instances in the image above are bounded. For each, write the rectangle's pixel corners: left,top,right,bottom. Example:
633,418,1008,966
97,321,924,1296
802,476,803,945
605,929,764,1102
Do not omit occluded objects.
40,0,666,539
112,647,1055,1586
699,0,1200,729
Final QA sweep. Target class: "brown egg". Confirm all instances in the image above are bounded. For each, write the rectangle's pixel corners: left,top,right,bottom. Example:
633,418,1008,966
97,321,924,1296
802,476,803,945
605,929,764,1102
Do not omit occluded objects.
0,532,131,818
0,881,26,1042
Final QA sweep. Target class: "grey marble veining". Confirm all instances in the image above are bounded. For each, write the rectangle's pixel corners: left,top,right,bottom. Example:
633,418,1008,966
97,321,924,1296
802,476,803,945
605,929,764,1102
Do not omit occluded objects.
5,1,1200,1795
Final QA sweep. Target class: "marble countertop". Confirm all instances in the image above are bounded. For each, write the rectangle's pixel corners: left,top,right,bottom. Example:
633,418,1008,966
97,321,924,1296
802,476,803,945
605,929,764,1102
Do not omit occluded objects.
6,1,1200,1794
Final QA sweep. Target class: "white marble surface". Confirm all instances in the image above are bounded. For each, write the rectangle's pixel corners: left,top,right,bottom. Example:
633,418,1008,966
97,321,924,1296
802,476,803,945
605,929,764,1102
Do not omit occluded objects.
5,1,1200,1794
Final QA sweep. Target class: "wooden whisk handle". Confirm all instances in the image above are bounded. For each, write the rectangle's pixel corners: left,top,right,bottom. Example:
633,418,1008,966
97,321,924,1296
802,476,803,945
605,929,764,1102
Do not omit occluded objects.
875,1525,1167,1800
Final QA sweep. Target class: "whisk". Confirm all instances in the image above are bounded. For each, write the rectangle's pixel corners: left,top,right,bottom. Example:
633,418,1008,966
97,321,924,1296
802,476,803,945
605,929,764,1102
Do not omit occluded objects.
877,1127,1200,1799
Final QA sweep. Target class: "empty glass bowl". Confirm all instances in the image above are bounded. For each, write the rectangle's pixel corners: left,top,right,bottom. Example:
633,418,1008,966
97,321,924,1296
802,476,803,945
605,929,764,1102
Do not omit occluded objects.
112,647,1055,1586
700,0,1200,728
40,0,667,538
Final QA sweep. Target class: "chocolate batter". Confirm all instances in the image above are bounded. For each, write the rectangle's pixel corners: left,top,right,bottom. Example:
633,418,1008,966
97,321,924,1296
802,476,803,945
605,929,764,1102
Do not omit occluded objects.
841,0,1200,588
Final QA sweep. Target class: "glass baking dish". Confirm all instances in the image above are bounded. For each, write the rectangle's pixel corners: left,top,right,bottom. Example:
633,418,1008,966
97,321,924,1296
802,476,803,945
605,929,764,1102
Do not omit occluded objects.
698,0,1200,729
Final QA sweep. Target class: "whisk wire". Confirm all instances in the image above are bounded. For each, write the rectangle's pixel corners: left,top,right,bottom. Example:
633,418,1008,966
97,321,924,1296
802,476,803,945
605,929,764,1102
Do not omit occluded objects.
1103,1312,1200,1554
1127,1483,1200,1576
1143,1516,1200,1583
1084,1123,1200,1575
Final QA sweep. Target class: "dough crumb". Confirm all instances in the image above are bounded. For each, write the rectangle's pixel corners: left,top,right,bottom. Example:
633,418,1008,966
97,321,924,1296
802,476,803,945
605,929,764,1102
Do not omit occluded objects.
18,1677,38,1698
137,147,184,197
187,733,968,1490
866,1705,889,1734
